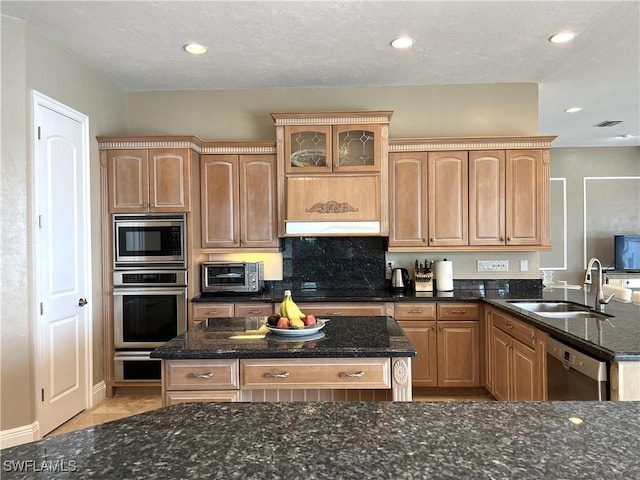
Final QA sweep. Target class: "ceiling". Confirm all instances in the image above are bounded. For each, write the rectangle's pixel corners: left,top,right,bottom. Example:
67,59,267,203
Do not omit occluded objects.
3,1,639,148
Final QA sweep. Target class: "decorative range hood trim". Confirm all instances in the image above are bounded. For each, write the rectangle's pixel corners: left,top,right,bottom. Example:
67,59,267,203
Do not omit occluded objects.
285,221,381,235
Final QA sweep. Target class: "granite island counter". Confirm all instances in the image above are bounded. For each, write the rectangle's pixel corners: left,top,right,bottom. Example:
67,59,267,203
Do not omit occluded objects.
3,401,639,479
151,316,417,405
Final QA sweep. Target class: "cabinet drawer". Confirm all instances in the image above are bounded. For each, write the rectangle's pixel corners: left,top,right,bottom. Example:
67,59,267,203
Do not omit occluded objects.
164,359,239,390
437,303,480,320
164,390,240,405
240,358,391,389
235,303,273,317
193,303,234,322
492,310,536,349
395,303,437,320
295,303,392,317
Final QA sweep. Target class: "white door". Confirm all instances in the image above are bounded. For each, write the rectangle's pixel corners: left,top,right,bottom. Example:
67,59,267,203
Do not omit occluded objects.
34,93,91,436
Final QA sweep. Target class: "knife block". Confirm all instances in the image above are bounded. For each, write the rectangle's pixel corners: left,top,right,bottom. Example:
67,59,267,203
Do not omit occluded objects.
413,270,433,292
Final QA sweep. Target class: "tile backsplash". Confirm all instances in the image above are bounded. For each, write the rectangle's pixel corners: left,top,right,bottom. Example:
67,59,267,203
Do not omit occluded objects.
276,237,386,291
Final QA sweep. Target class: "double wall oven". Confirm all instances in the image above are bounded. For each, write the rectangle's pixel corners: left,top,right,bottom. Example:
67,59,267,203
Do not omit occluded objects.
113,214,187,382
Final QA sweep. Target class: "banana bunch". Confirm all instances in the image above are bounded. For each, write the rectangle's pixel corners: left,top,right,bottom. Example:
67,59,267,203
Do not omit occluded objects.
279,290,305,321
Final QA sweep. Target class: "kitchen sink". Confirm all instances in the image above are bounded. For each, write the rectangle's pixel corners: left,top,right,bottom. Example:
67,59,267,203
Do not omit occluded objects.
508,301,611,320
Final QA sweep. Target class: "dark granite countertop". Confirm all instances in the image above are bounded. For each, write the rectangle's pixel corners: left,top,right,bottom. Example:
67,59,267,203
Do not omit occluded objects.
151,316,416,360
485,287,640,362
3,401,639,479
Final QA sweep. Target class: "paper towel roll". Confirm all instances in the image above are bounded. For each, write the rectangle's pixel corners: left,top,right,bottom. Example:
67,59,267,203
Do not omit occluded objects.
603,284,633,303
435,260,453,291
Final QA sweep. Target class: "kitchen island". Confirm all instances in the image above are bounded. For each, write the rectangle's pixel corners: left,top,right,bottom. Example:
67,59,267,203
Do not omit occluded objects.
151,316,417,405
3,401,639,479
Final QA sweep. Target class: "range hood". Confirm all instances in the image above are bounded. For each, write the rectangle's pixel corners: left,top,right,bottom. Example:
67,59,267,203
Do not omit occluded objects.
285,221,382,236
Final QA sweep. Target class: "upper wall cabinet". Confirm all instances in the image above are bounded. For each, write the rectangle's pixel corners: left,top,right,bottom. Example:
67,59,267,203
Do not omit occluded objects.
200,143,279,250
272,111,393,236
388,136,555,252
98,137,197,213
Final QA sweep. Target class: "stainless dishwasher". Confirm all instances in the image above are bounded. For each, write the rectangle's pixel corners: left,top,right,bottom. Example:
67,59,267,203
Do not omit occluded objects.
546,337,608,401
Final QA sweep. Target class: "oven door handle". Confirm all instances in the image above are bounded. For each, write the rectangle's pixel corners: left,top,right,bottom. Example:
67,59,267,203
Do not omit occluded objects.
113,288,187,295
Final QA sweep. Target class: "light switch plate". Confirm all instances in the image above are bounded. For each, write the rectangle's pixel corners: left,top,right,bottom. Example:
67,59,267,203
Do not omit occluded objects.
477,260,509,272
520,260,529,271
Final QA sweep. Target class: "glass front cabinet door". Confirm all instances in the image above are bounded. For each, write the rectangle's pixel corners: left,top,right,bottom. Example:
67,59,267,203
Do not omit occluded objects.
284,124,381,173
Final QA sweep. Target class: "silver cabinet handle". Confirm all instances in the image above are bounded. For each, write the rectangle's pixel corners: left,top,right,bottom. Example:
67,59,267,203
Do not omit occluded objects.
248,310,264,314
506,324,513,329
188,372,214,379
339,371,366,378
264,371,290,378
450,310,467,314
408,309,423,314
329,312,342,315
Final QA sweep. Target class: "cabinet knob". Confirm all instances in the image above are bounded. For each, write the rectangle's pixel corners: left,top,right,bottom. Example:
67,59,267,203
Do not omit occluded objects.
430,237,434,242
500,237,504,242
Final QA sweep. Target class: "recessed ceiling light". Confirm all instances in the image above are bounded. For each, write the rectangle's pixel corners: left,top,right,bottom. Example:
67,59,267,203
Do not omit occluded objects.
564,107,582,113
390,36,414,49
549,32,575,44
183,43,207,55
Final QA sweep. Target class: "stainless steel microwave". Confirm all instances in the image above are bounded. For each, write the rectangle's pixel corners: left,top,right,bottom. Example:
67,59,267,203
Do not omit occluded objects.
202,261,265,293
114,214,186,269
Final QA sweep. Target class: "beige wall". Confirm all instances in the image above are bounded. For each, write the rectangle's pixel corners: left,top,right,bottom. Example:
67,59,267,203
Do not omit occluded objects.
541,147,640,285
128,83,538,140
1,15,127,433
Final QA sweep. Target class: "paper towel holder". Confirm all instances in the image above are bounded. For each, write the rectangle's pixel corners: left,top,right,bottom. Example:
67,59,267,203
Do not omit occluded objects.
435,258,454,292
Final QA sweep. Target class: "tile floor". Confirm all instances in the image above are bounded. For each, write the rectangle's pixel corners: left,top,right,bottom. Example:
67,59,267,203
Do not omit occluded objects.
46,389,494,438
45,394,163,438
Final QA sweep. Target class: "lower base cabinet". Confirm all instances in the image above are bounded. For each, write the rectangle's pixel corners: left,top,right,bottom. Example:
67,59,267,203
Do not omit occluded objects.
161,356,412,405
485,306,547,401
396,302,480,388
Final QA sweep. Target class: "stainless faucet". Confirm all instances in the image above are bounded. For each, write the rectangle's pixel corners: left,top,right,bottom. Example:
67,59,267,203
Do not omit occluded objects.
584,257,615,312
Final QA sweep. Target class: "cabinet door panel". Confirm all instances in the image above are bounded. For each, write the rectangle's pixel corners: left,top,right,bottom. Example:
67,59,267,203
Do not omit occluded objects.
201,155,239,247
239,155,278,248
389,153,428,247
512,341,537,401
437,321,480,387
333,124,381,172
108,150,148,212
428,152,468,246
491,326,511,401
285,125,332,173
149,148,190,211
469,150,505,245
505,150,542,245
398,321,437,387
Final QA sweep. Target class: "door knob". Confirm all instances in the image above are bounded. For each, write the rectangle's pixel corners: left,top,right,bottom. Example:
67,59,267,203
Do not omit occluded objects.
78,298,88,307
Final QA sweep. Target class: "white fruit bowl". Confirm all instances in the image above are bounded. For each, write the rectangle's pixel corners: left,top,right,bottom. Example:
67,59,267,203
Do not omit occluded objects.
265,319,326,336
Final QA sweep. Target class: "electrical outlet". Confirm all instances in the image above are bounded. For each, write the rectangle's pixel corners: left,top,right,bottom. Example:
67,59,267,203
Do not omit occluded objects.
477,260,509,272
387,261,395,269
520,260,529,272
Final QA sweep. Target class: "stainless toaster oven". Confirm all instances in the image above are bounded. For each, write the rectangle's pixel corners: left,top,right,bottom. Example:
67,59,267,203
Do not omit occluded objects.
202,261,265,293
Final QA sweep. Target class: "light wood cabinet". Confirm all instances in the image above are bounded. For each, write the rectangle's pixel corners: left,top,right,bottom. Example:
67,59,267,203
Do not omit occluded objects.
163,359,240,405
469,150,505,246
273,111,393,236
191,303,273,328
387,136,555,251
192,303,235,327
201,154,278,249
485,306,546,401
106,148,192,213
240,358,391,389
396,302,479,388
428,151,468,246
389,152,428,247
505,149,547,246
281,123,381,174
293,302,394,317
